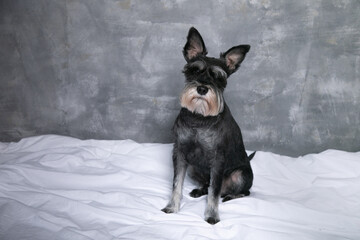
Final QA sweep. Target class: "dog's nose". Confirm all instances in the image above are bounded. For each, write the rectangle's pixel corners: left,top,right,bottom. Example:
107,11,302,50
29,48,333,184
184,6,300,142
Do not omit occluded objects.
197,86,208,95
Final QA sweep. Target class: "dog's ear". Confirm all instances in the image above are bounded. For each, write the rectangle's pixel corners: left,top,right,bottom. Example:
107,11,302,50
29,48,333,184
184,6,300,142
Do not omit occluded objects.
221,45,250,73
183,27,208,62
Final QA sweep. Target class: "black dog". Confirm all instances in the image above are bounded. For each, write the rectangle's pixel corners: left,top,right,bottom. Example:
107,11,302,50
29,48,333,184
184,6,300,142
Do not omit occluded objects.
162,27,255,224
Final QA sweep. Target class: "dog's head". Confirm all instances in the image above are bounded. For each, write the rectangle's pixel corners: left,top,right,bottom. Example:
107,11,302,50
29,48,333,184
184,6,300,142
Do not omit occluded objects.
180,27,250,117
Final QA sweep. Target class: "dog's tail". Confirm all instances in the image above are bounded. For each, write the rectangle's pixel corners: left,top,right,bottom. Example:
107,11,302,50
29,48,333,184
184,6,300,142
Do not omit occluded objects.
247,151,256,161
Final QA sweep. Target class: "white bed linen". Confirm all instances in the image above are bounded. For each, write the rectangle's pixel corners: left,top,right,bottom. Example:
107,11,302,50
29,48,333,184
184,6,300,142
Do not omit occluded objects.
0,135,359,240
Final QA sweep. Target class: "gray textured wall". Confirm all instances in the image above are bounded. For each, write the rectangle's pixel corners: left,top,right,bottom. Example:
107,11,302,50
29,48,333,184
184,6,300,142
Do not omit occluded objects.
1,0,359,156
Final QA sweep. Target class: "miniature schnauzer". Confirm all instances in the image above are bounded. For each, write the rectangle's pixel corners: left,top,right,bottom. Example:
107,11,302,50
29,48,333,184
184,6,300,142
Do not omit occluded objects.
162,27,255,224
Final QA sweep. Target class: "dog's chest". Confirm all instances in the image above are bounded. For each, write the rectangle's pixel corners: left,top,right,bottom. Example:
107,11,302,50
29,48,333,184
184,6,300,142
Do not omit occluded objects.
176,125,219,166
178,124,218,146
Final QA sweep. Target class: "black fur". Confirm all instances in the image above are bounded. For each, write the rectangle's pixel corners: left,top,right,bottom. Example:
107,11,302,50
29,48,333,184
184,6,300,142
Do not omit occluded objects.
162,27,254,225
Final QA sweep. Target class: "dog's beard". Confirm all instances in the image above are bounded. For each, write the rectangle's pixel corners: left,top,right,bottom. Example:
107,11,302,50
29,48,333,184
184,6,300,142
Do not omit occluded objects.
180,84,224,116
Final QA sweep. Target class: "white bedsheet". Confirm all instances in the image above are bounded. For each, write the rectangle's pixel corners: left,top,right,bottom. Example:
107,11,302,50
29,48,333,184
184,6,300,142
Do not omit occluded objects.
0,135,359,240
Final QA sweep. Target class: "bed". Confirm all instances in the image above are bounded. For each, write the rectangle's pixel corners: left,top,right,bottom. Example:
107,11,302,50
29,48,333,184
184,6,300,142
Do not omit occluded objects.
0,135,359,240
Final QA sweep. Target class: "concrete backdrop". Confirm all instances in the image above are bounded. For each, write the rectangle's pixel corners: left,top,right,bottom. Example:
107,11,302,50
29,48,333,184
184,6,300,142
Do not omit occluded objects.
1,0,359,156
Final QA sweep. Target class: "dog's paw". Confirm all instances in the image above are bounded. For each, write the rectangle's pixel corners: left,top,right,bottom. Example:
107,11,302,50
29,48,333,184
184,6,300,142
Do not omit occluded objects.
222,193,246,202
190,189,205,198
190,188,208,198
161,206,177,214
222,195,234,202
205,208,220,225
205,216,220,225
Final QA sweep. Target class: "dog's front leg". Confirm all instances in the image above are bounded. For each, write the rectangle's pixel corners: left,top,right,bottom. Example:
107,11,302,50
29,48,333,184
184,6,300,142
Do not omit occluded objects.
162,148,187,214
205,156,224,224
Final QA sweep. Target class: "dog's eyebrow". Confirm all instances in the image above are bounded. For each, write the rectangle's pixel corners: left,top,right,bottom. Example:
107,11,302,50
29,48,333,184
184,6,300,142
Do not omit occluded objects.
211,66,227,79
188,60,206,70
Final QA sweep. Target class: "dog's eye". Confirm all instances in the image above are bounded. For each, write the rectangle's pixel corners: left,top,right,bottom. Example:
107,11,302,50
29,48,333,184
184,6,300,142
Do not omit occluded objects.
184,60,206,75
190,66,201,74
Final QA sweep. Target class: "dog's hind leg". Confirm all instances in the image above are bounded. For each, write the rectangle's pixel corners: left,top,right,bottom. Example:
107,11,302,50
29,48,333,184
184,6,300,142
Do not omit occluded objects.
188,166,210,198
220,166,253,202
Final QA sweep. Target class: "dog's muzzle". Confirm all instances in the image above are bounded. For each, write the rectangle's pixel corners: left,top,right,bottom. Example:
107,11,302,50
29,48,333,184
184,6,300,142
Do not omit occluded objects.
180,83,224,117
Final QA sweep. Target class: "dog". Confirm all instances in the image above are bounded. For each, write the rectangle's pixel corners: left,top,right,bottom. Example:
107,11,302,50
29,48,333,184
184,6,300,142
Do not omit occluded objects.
161,27,255,224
